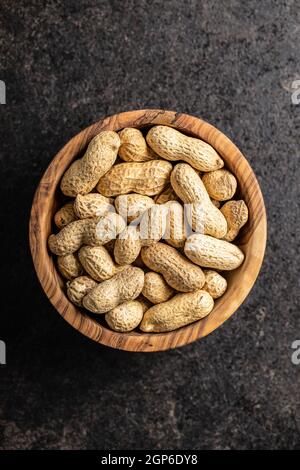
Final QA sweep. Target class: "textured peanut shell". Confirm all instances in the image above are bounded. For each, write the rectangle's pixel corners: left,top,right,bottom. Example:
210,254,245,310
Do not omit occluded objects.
142,272,174,304
141,242,205,292
184,234,244,270
83,213,125,246
154,184,178,204
164,201,187,248
146,125,224,171
171,163,227,238
105,300,144,332
187,202,228,239
67,276,98,306
74,193,113,219
114,226,141,265
140,289,214,332
96,160,172,197
57,253,84,280
139,204,168,243
61,131,120,196
202,169,237,201
118,128,157,162
48,213,125,256
115,193,155,223
114,205,168,265
78,245,125,282
203,270,227,299
83,266,144,314
54,202,77,229
221,200,249,242
48,219,88,256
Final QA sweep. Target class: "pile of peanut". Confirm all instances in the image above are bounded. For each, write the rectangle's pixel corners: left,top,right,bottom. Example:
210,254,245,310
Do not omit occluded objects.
48,126,248,333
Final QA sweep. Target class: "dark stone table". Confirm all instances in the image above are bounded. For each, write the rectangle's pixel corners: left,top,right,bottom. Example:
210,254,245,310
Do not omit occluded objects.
0,0,299,450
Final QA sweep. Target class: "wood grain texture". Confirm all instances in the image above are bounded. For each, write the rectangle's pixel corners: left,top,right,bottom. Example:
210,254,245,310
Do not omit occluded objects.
29,109,267,352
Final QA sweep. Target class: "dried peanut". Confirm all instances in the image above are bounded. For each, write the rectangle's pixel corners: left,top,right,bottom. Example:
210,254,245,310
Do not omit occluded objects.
114,205,168,265
171,163,227,238
203,270,227,299
105,300,144,332
57,253,84,280
184,234,244,270
164,201,187,248
78,212,125,247
154,184,178,204
54,202,77,229
67,276,98,306
139,204,169,242
48,213,125,256
118,128,157,162
49,219,87,256
61,131,120,196
83,266,144,314
141,242,205,292
114,226,141,265
142,272,174,304
96,160,172,197
140,289,214,332
202,169,237,201
146,125,224,171
221,200,249,242
74,193,113,219
78,246,125,282
115,194,154,223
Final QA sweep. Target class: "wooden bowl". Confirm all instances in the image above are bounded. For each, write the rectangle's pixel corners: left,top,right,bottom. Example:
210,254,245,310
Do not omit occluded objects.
29,109,267,352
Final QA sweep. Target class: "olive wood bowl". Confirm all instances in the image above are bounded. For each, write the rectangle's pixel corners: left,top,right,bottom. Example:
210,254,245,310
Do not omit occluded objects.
29,109,267,352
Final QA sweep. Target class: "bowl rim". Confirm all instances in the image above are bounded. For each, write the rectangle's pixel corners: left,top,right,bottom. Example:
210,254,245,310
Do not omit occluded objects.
29,109,267,352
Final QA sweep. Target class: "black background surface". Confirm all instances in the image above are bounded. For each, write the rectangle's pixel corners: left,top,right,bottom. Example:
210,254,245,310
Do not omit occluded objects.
0,0,299,450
